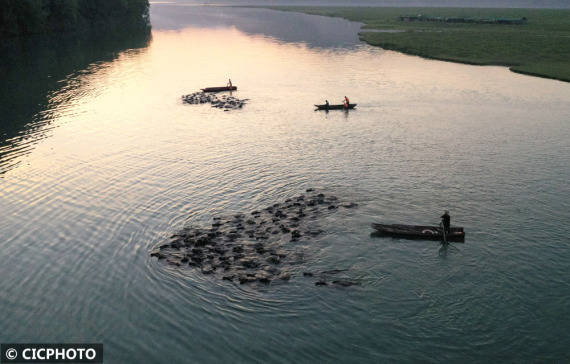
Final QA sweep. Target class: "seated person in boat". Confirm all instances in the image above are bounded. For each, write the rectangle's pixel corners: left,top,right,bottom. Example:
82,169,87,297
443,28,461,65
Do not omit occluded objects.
441,210,451,234
325,100,329,108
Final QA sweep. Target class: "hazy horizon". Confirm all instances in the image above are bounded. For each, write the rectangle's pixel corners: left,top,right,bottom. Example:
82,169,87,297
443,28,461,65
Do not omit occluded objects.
154,0,570,9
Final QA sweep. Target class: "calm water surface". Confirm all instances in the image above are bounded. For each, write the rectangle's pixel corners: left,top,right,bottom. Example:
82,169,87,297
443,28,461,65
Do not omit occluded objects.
0,5,569,363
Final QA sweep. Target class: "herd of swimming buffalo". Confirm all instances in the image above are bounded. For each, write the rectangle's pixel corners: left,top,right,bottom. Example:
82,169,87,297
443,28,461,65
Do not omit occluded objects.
181,91,248,111
150,189,360,287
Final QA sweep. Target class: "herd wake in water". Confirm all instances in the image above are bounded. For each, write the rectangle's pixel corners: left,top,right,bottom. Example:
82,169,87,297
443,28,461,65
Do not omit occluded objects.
150,189,360,287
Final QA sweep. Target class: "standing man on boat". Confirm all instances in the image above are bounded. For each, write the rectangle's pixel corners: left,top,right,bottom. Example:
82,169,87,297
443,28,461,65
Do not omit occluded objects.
227,78,232,89
441,210,451,234
343,96,350,109
325,100,330,109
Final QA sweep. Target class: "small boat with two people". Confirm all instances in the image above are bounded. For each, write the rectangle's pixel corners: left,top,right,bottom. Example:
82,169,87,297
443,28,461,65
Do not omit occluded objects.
315,96,356,110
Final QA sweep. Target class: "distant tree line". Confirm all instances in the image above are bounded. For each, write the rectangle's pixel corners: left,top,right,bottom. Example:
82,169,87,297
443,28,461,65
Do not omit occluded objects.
0,0,150,38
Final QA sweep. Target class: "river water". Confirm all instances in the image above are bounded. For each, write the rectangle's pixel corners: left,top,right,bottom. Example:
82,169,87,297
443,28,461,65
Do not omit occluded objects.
0,4,569,363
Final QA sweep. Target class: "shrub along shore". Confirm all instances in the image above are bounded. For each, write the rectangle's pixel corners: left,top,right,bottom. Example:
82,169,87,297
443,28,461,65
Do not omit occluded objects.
0,0,150,39
262,6,570,82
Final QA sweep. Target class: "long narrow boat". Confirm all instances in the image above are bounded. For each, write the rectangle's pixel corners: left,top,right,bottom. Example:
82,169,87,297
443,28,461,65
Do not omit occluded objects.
371,223,465,242
201,86,237,92
315,103,357,110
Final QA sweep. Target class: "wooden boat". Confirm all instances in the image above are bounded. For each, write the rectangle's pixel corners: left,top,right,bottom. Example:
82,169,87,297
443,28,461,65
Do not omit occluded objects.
201,86,237,93
315,103,357,110
371,223,465,242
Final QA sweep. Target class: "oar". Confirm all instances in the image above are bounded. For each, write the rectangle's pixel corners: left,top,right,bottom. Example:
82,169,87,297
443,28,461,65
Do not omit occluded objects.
440,221,448,245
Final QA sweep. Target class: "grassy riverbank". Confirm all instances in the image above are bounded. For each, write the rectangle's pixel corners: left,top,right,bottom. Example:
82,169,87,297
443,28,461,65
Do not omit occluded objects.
264,6,570,82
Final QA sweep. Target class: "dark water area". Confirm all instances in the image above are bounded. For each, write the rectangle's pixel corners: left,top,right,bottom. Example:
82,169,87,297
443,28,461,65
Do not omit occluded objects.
0,4,569,363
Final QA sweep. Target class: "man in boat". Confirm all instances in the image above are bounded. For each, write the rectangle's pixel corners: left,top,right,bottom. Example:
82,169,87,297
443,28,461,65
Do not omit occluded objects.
227,78,232,89
343,96,350,108
325,100,330,109
441,210,451,234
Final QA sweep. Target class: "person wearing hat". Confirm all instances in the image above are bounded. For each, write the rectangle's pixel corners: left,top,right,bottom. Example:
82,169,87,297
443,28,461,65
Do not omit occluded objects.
441,210,451,235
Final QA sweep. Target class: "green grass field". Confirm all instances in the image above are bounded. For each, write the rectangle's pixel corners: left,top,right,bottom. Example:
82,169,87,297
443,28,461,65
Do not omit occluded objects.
264,6,570,82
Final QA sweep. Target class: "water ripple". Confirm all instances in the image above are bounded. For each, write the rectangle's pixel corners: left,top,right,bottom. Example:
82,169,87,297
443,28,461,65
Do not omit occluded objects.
0,8,569,362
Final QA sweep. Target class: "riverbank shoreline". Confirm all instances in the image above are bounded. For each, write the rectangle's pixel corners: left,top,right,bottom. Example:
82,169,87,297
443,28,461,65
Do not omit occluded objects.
254,6,570,82
0,0,150,41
